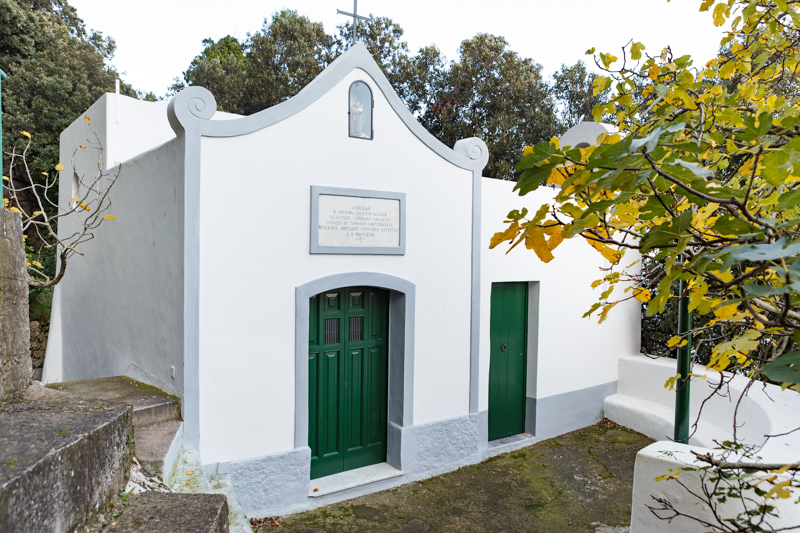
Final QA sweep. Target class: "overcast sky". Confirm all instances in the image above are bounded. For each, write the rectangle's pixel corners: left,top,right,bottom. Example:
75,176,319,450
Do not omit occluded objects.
67,0,727,97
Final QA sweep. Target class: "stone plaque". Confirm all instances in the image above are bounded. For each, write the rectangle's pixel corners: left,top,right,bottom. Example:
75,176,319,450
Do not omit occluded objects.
318,194,401,247
310,186,406,255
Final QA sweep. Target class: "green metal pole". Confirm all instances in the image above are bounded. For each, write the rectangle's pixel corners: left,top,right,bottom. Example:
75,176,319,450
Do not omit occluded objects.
0,68,5,201
674,277,692,443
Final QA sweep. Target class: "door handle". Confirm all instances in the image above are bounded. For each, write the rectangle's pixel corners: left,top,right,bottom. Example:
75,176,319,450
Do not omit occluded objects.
500,344,507,352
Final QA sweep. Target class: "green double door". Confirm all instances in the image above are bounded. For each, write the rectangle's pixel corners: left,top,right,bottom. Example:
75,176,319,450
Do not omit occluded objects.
488,282,528,441
309,287,389,479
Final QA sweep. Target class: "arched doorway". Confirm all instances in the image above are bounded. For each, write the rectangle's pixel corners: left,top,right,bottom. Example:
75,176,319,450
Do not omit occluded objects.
308,286,389,479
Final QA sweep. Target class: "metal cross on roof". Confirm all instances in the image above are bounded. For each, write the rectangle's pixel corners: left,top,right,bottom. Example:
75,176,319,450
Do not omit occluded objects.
337,0,373,47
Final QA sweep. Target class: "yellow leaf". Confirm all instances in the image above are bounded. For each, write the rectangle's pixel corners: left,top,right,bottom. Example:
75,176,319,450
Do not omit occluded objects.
525,230,554,263
667,336,684,348
719,60,736,79
78,202,90,211
592,76,611,96
55,163,64,172
80,146,86,152
633,288,652,302
9,207,22,214
84,115,91,123
490,221,520,249
648,66,660,80
2,176,8,181
587,240,621,264
712,2,728,26
598,302,618,324
765,480,792,500
33,211,42,216
713,303,738,320
20,131,31,139
522,146,533,157
547,232,564,252
599,53,618,69
103,214,116,221
664,374,681,390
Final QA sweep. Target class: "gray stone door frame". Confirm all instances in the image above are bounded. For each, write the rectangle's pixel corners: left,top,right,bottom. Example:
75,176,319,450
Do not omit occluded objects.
295,272,416,470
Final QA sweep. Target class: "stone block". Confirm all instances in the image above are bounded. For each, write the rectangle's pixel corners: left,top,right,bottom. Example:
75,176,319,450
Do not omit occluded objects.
0,210,31,400
104,492,229,532
0,384,133,532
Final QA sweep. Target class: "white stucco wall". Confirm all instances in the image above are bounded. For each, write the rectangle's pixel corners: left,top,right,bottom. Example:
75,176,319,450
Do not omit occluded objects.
44,97,185,397
479,179,641,411
196,68,475,464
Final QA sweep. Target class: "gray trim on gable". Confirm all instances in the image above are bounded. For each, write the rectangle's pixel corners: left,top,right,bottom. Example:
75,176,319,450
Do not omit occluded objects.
295,272,416,470
168,44,488,174
454,139,487,415
309,186,406,255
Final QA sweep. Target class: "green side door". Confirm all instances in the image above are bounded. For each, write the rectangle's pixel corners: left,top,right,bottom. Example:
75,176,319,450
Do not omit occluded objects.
488,282,528,441
309,287,389,479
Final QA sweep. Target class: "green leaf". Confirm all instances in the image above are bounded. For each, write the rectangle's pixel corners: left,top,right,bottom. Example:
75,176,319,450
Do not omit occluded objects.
515,163,557,195
714,238,800,267
712,216,757,235
763,351,800,384
741,284,790,297
776,189,800,211
737,111,773,141
630,42,645,60
760,150,790,187
641,211,693,252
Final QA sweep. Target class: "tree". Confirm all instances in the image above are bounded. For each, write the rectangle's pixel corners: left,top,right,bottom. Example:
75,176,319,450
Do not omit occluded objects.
551,61,605,128
0,0,141,274
173,15,573,181
490,0,800,529
170,36,248,114
172,11,335,115
420,34,561,180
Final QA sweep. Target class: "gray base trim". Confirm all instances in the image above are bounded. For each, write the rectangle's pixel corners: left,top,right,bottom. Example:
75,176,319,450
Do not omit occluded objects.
229,414,482,517
411,414,481,473
525,396,537,435
533,381,618,439
229,446,311,518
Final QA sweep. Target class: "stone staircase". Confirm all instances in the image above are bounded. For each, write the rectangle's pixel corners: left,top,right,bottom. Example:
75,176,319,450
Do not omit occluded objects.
50,377,183,480
51,376,252,532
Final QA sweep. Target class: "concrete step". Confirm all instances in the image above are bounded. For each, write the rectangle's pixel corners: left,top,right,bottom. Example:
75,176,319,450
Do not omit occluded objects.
171,449,253,532
49,376,181,428
102,492,229,532
135,420,183,480
0,383,132,532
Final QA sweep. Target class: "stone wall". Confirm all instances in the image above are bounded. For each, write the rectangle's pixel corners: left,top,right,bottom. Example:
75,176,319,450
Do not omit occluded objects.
0,210,31,399
29,320,48,382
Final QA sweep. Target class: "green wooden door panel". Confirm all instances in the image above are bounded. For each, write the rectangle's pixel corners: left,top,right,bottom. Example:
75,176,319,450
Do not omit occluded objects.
310,287,388,479
488,282,528,441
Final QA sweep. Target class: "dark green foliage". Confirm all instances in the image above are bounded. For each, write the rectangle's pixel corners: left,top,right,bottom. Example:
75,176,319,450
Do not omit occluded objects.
174,11,596,181
0,0,149,269
0,0,138,178
552,61,604,128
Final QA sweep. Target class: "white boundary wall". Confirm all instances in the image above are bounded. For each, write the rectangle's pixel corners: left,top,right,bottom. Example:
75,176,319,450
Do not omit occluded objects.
606,354,800,531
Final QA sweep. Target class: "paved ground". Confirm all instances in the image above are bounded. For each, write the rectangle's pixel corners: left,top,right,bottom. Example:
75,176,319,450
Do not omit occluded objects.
255,420,653,533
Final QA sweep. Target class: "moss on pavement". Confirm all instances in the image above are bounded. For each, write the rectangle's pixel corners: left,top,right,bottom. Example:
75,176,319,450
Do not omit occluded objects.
257,421,653,533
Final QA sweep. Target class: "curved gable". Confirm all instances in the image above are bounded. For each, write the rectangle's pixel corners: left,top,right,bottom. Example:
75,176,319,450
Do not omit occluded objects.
167,43,488,172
